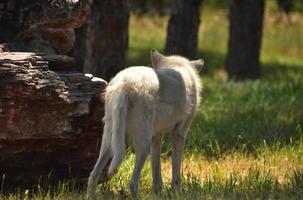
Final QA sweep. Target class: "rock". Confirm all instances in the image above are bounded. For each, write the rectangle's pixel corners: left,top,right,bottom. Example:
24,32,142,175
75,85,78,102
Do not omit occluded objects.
0,0,88,54
0,52,76,71
0,52,107,188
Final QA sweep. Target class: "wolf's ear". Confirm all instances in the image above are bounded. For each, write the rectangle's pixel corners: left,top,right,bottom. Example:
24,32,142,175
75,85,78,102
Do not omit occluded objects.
151,49,165,68
190,59,204,72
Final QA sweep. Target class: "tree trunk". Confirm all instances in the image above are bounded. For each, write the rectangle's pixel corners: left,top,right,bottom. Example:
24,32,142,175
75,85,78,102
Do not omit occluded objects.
226,0,265,80
0,52,106,188
72,0,130,81
0,0,87,54
165,0,202,59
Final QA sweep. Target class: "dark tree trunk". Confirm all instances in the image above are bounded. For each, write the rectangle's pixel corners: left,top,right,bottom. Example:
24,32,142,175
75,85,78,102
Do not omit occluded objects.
165,0,202,59
0,0,87,54
226,0,265,80
72,0,130,81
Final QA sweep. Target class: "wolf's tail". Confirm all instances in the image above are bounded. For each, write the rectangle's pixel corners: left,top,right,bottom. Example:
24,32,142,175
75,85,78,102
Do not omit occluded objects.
107,88,128,177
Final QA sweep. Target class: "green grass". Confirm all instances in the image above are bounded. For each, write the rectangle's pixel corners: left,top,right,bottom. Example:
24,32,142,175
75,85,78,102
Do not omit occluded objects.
187,78,303,155
2,5,303,200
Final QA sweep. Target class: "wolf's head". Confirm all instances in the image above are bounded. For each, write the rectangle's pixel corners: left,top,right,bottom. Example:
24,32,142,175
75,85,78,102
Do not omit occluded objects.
150,49,204,72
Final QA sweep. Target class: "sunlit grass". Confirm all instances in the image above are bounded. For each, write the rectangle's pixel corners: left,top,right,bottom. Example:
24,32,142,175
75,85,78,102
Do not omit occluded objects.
186,78,303,155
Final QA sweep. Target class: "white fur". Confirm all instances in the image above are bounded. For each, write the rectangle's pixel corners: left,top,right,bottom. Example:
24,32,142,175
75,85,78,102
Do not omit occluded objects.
87,49,203,198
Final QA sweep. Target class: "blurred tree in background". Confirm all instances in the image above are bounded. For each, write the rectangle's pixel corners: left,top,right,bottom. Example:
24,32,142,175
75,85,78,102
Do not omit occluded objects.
70,0,302,81
72,0,129,81
226,0,265,80
165,0,203,59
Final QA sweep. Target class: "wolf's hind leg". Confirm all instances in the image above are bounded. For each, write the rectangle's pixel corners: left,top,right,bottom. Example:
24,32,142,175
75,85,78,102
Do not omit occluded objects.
171,117,193,191
129,127,152,197
151,134,163,194
171,133,185,191
87,122,112,198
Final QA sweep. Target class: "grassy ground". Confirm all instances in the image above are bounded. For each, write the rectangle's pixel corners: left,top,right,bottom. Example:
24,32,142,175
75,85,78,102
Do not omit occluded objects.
2,4,303,200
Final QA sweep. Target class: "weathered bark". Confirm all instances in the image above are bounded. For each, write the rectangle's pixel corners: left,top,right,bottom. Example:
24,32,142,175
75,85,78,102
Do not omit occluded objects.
165,0,203,59
226,0,265,80
0,0,88,54
72,0,130,81
0,52,107,188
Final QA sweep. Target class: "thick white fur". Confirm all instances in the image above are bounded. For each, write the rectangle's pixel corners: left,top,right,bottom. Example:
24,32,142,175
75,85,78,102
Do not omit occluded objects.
87,49,203,198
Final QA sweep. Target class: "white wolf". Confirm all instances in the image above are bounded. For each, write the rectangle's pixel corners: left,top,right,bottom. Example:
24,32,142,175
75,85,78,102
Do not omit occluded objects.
87,49,203,198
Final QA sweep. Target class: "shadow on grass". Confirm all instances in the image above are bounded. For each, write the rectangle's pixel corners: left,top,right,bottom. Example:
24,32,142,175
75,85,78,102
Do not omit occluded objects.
186,77,302,156
196,49,226,74
262,61,303,81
